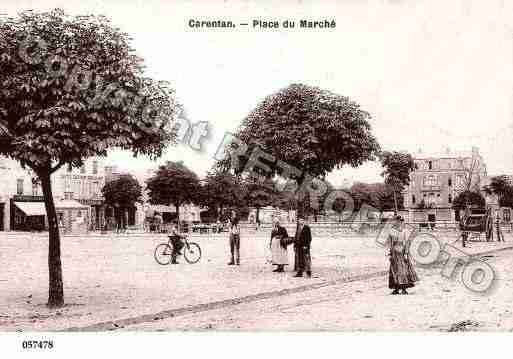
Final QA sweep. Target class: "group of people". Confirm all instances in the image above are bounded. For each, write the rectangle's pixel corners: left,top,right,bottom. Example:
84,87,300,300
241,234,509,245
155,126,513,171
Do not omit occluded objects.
229,213,419,289
166,212,419,294
269,216,312,277
225,214,312,277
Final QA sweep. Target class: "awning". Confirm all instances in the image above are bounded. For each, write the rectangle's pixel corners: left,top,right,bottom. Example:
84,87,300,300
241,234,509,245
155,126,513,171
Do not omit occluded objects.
14,202,46,216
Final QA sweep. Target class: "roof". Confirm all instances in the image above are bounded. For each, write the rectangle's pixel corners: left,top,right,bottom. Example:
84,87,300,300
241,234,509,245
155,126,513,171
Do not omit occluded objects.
54,200,89,209
413,150,475,160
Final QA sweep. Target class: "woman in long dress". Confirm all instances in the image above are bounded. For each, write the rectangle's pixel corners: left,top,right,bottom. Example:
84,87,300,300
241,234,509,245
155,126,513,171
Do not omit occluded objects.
387,216,418,295
270,218,289,272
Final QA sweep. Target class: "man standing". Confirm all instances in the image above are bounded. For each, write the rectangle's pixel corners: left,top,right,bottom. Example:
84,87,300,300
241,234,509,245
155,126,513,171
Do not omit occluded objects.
496,212,504,242
228,217,241,265
294,216,312,277
169,224,185,264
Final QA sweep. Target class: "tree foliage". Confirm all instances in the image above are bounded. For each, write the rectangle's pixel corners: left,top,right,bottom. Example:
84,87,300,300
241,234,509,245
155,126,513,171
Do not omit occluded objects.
146,161,201,224
379,151,414,213
199,170,245,219
102,174,142,208
452,190,485,211
0,9,177,307
217,83,380,182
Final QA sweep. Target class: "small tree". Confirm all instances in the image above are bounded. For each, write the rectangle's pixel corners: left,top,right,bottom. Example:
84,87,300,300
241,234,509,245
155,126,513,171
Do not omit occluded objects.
200,171,245,221
379,151,414,214
146,161,200,229
452,190,485,213
243,177,276,224
483,175,511,206
102,174,142,229
0,10,176,307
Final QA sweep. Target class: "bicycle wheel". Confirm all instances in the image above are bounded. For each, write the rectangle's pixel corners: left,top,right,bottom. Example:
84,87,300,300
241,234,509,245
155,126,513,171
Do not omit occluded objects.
154,243,173,265
184,242,201,264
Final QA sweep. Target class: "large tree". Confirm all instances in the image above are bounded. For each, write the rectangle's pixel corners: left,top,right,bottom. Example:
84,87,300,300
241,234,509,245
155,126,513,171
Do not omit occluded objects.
146,161,200,228
379,151,414,214
102,174,143,229
0,10,176,307
217,83,380,218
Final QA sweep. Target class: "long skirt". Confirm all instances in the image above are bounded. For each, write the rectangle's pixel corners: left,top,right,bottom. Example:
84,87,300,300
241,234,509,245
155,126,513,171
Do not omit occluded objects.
271,237,288,265
389,252,418,289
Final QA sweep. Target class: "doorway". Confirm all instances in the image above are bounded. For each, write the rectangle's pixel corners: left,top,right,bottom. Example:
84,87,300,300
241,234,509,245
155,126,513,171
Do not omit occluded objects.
428,213,436,230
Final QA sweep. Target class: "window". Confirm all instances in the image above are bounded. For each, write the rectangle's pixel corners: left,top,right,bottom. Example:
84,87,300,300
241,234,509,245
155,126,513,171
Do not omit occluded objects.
16,179,24,195
456,174,464,186
64,192,74,200
76,210,82,217
428,161,433,170
503,209,511,222
92,161,98,175
32,181,39,196
424,174,438,186
414,162,419,170
80,165,86,174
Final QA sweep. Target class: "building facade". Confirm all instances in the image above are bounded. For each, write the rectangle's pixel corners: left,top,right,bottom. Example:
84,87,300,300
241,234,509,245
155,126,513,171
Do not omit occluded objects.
403,147,487,223
0,157,105,232
53,159,105,231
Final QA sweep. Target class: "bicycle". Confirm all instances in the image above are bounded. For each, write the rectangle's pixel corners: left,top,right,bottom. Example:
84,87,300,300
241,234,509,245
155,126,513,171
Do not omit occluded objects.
154,234,202,265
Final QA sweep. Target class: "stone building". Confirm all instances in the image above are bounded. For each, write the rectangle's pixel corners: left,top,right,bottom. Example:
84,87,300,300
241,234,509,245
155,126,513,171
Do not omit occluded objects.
403,147,487,223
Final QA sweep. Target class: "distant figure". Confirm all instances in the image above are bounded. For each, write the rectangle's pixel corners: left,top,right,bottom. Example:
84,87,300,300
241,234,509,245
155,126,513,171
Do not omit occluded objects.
496,213,504,242
270,218,289,272
227,218,241,265
387,216,418,295
294,215,312,278
154,212,163,233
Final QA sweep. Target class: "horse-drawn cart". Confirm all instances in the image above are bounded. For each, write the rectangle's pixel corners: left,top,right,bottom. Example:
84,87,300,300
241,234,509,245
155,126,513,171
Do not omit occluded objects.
459,208,493,247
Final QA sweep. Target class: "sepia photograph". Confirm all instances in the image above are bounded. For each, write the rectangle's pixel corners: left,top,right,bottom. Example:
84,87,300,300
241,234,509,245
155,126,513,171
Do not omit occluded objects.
0,0,512,357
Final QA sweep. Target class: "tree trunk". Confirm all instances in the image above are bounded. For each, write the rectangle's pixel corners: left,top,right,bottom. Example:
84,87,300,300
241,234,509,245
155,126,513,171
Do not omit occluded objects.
393,190,398,215
40,170,64,308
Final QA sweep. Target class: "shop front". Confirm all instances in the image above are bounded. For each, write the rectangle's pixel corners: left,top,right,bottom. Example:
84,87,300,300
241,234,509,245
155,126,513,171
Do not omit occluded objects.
10,196,91,233
10,195,46,231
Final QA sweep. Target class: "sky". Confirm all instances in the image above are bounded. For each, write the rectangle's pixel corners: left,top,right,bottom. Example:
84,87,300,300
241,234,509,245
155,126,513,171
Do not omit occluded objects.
4,0,513,186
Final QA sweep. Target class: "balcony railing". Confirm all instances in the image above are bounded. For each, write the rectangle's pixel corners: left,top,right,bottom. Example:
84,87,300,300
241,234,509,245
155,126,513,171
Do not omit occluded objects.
421,185,441,191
